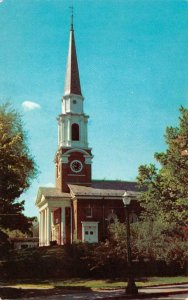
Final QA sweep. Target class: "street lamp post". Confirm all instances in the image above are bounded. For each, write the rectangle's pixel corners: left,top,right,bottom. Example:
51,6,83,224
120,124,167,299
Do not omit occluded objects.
122,192,138,295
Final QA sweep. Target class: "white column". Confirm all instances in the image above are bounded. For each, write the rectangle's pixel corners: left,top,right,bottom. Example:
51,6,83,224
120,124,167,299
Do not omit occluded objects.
62,121,65,144
61,207,66,245
40,210,44,246
58,120,60,145
39,212,41,246
83,119,86,145
65,118,68,145
80,119,83,144
85,119,88,146
82,222,85,242
44,208,47,246
67,118,71,145
43,210,46,246
51,211,55,241
46,207,51,246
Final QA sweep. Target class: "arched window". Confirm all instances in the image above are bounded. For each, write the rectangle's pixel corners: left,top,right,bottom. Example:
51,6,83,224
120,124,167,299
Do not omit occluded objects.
71,123,79,141
107,212,118,224
129,212,138,223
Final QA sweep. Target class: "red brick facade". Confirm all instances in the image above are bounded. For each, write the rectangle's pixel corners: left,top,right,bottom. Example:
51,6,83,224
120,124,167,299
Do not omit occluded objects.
53,208,61,244
73,198,139,242
56,149,92,192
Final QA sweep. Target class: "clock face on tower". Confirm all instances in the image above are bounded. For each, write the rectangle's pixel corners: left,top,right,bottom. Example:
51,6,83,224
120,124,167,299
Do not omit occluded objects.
70,160,83,173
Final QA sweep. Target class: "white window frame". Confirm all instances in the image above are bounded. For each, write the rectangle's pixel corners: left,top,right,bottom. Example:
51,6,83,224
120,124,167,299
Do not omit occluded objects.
85,205,92,218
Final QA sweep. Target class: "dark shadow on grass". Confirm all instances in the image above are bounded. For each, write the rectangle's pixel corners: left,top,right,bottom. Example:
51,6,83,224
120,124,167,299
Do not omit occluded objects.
0,287,23,299
0,286,92,299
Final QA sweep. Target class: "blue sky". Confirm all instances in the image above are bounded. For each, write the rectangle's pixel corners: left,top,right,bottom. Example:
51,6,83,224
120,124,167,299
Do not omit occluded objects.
0,0,188,217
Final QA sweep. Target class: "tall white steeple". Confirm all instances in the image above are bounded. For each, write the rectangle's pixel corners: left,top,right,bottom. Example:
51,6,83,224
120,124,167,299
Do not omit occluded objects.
58,15,89,149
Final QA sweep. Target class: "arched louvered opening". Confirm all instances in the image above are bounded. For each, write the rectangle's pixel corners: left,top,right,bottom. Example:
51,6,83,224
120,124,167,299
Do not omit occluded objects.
71,123,80,141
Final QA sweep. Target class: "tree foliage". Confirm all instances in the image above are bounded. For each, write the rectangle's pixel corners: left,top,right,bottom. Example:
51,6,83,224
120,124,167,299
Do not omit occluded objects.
0,103,37,233
106,108,188,265
108,219,187,265
138,107,188,226
133,107,188,262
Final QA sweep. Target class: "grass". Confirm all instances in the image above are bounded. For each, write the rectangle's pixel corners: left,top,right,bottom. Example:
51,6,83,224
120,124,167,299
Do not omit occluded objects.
1,277,187,299
2,276,188,291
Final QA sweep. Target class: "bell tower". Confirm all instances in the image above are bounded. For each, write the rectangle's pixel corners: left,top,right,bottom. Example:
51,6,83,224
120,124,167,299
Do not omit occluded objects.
55,14,93,192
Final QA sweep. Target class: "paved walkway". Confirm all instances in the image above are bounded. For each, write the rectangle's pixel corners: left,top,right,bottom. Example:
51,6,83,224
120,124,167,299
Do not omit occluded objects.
1,284,188,300
142,284,188,293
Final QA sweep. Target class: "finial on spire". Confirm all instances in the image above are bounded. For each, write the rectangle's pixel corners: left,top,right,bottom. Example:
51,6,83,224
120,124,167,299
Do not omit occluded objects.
69,5,74,31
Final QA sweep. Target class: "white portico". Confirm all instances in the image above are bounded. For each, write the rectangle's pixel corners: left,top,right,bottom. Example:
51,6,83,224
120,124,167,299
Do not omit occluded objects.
36,187,71,246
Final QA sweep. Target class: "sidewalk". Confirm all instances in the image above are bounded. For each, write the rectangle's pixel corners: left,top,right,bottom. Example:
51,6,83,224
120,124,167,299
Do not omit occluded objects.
98,284,188,300
1,283,188,300
141,283,188,295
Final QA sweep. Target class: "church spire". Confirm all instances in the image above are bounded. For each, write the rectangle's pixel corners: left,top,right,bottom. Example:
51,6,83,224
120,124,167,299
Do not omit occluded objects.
64,9,82,96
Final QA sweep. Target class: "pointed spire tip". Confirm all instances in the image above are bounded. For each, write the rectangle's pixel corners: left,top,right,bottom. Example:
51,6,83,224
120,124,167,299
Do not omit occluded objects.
70,5,74,31
64,8,82,97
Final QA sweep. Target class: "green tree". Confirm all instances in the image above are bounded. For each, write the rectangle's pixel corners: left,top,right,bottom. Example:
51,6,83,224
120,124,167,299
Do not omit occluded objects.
134,107,188,262
138,107,188,226
108,219,187,264
0,103,37,233
106,108,188,265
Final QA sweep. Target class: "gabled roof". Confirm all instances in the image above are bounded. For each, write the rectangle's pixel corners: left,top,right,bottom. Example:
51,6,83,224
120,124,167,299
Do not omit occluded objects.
36,181,143,205
38,187,70,198
92,180,140,191
35,187,70,205
69,180,141,198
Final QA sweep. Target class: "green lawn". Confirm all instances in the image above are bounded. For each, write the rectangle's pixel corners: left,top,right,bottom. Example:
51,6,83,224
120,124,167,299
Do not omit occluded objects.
3,276,188,291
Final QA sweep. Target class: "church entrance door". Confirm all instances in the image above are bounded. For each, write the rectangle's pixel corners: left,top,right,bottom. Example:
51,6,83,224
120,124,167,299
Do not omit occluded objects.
81,222,99,243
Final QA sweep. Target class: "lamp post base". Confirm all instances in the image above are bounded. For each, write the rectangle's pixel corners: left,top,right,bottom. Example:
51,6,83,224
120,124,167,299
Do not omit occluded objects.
126,280,138,295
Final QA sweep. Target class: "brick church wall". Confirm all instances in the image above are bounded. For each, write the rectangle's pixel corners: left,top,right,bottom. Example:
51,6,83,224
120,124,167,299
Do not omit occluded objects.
75,198,139,242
